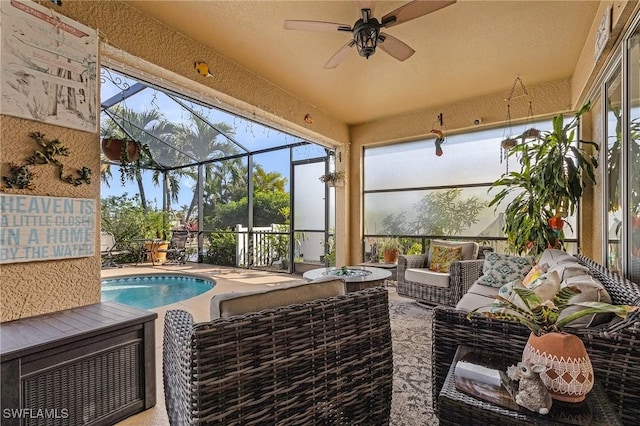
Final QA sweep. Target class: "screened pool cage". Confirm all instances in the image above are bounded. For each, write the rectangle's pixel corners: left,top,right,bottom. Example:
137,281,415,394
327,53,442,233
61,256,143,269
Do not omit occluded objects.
100,67,337,272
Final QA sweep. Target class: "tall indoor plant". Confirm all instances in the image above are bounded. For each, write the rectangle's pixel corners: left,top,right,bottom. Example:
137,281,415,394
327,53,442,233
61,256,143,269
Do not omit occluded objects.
469,283,637,402
489,104,599,255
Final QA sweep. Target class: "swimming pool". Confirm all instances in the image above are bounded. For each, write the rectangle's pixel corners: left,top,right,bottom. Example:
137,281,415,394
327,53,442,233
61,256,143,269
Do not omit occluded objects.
101,274,215,310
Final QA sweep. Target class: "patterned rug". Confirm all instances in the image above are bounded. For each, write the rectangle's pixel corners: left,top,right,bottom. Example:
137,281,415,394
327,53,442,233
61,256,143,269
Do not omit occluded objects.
389,300,438,426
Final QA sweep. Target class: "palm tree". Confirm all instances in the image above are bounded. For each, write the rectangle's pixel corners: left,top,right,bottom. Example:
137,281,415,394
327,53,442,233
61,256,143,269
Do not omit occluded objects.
172,115,240,223
253,165,287,193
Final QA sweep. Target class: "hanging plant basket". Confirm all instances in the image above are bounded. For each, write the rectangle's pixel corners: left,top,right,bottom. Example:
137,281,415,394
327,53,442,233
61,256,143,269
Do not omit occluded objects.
501,138,518,150
101,138,140,163
521,127,541,140
319,171,345,187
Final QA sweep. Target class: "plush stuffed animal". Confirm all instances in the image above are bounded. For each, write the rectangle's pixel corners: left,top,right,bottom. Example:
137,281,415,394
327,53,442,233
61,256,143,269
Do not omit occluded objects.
507,361,553,415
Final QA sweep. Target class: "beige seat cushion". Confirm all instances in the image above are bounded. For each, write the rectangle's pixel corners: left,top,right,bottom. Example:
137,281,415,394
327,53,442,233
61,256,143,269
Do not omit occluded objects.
428,240,479,264
456,292,495,312
405,268,450,288
467,282,501,298
210,276,346,319
561,274,612,328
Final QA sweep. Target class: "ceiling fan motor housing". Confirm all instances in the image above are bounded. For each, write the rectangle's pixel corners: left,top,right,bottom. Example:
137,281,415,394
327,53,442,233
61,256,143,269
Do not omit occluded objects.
353,19,380,58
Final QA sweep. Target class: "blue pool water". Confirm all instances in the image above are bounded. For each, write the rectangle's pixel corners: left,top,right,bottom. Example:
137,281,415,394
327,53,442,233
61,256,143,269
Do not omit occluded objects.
101,275,215,310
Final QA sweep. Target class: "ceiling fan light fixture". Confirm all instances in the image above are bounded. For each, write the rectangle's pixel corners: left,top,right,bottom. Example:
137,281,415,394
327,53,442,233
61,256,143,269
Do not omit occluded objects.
354,23,379,58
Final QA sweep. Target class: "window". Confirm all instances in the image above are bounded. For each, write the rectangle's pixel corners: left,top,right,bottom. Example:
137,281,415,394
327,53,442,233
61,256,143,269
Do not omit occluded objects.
363,118,578,256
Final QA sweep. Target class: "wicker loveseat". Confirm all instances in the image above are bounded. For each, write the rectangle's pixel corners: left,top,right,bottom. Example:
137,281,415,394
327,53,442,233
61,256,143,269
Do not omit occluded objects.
432,254,640,425
163,284,393,425
397,242,493,306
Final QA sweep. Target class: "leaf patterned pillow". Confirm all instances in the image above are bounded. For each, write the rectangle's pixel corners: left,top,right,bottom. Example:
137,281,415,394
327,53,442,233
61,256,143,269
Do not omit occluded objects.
428,245,462,273
477,252,535,287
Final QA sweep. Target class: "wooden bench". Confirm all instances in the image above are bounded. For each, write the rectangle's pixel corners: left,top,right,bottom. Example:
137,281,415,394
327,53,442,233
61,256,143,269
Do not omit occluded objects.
1,302,157,426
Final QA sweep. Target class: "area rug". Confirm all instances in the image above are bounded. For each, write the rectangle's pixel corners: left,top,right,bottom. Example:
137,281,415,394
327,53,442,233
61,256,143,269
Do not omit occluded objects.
389,300,438,425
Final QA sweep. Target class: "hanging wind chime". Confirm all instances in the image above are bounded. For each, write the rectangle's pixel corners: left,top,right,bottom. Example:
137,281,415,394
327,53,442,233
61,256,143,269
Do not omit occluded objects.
501,77,540,172
431,113,446,156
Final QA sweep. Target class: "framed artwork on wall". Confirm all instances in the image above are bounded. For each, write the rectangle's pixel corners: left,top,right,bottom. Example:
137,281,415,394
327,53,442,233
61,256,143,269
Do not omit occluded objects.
0,0,98,132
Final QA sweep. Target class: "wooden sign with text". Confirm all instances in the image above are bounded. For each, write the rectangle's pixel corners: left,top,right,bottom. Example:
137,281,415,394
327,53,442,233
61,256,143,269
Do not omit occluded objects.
0,194,95,264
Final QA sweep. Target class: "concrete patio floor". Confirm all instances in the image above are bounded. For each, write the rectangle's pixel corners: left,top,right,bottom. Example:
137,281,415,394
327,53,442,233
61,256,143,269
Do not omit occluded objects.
103,261,409,426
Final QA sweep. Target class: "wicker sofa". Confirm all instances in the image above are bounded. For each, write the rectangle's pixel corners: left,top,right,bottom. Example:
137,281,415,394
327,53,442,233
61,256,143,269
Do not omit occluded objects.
397,243,493,306
432,254,640,425
163,283,393,425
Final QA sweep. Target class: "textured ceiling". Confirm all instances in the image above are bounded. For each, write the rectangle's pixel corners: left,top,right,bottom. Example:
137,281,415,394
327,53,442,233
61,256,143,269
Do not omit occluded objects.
126,0,600,125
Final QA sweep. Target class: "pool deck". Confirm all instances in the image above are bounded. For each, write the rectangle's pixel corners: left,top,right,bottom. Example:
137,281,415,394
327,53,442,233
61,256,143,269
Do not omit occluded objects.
105,262,408,426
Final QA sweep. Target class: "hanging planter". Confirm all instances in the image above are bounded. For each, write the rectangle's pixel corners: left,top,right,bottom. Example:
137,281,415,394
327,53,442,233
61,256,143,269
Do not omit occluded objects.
101,137,140,163
319,171,345,187
521,127,541,141
501,138,518,150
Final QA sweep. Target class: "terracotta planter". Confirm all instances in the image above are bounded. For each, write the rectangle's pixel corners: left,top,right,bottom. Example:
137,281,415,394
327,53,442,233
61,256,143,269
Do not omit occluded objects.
101,138,140,163
383,249,398,264
522,332,594,402
145,241,169,264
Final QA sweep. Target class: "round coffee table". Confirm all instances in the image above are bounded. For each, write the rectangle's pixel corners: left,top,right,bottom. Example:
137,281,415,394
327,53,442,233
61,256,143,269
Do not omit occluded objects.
303,266,392,292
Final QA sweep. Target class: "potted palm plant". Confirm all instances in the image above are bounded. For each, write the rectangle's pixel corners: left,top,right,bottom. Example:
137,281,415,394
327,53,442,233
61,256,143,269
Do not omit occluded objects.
489,104,599,255
468,283,637,402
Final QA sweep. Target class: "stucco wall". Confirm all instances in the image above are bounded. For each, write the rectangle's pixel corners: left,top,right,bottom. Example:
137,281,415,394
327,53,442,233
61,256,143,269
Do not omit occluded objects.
0,116,101,322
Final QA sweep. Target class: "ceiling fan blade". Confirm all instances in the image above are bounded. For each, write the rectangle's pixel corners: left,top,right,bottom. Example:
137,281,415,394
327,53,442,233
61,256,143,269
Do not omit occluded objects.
284,20,351,32
378,33,415,61
381,0,456,28
356,0,376,17
324,40,356,69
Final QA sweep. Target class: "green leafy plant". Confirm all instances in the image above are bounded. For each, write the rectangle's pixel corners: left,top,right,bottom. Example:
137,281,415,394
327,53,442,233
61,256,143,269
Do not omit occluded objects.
468,286,636,336
380,237,403,253
144,209,171,239
319,170,345,185
205,231,237,266
489,104,599,255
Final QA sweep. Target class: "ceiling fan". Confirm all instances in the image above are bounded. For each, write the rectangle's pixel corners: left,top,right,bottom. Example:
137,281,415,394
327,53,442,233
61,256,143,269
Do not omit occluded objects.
283,0,456,69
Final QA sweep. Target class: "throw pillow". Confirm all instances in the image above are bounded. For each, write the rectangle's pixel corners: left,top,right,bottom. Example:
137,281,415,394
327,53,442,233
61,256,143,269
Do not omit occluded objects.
538,249,579,267
502,272,561,313
477,252,535,288
522,264,549,288
560,274,613,328
429,245,463,273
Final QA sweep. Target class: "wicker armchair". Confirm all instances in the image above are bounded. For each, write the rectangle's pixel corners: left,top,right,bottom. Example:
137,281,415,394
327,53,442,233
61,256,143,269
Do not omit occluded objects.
432,254,640,425
397,245,493,306
163,286,393,425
